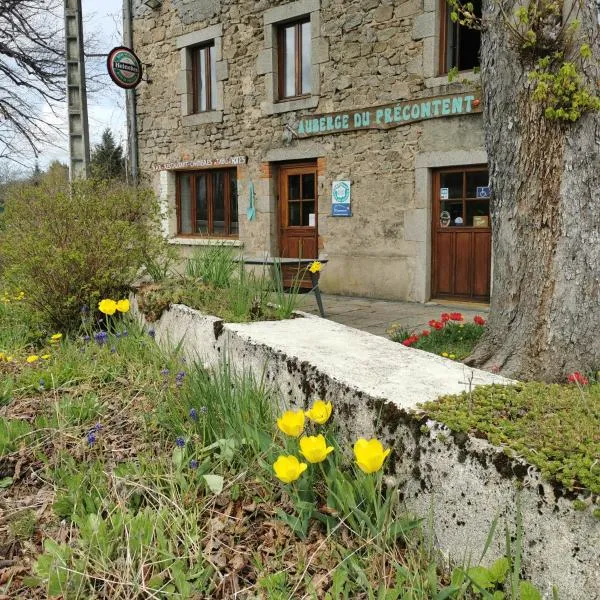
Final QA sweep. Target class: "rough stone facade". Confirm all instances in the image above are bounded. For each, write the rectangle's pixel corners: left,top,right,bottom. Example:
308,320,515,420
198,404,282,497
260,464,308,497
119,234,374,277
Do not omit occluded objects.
132,0,486,301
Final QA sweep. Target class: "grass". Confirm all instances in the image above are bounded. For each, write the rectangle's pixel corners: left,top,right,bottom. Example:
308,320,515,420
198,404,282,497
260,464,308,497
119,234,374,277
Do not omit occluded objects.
420,382,600,497
387,313,486,361
137,246,306,324
0,297,550,598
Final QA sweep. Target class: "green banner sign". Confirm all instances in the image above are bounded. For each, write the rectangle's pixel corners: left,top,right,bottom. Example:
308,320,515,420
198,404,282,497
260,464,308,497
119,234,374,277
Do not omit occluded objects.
293,93,481,138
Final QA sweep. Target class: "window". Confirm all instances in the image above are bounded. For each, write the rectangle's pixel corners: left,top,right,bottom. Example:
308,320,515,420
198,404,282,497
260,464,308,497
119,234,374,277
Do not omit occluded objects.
177,170,238,237
192,43,217,113
278,19,311,99
437,167,489,228
440,0,481,73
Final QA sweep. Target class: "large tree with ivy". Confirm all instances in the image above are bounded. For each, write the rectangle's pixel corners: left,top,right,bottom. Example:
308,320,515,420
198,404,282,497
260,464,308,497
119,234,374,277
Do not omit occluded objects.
459,0,600,381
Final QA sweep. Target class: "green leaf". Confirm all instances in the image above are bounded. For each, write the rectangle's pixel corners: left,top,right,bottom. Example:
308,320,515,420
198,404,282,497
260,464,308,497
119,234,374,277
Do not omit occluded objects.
203,474,224,494
467,566,493,590
488,557,510,583
172,446,184,469
0,476,13,488
519,581,542,600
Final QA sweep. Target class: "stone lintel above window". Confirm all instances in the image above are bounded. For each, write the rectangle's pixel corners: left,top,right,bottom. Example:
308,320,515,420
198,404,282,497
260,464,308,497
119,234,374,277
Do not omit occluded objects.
176,23,226,124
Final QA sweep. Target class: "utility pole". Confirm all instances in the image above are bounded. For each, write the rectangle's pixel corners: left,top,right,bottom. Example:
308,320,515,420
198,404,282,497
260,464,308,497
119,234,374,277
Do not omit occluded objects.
123,0,139,184
64,0,90,179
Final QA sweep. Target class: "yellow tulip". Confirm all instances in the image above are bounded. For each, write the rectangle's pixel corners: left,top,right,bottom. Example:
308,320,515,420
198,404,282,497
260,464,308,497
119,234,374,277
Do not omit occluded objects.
277,409,305,437
41,354,51,360
116,299,130,313
305,400,332,425
308,261,322,274
26,355,39,363
353,438,391,474
98,299,117,315
273,455,307,483
50,333,63,341
299,435,334,463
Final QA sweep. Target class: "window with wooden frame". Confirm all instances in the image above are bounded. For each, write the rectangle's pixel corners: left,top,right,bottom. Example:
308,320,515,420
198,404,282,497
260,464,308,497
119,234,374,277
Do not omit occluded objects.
192,43,217,113
177,170,238,237
278,18,311,100
439,0,482,74
435,167,490,228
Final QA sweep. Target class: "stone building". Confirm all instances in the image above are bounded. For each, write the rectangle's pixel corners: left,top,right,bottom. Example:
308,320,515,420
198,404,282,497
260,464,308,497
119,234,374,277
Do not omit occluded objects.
131,0,490,303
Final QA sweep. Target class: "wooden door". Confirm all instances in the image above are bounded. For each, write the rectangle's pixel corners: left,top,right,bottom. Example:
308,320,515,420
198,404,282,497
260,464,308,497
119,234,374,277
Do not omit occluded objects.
432,166,491,302
278,162,318,287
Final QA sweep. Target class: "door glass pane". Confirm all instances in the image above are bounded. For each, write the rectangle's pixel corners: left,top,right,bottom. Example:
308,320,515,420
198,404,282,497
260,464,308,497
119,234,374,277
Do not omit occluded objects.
466,170,489,198
288,174,301,200
179,174,193,234
288,201,301,226
284,25,296,97
196,174,208,234
301,21,311,94
198,47,207,111
466,200,490,227
209,45,217,110
440,200,464,226
440,172,463,199
213,171,225,234
301,173,315,199
302,201,315,226
229,170,238,235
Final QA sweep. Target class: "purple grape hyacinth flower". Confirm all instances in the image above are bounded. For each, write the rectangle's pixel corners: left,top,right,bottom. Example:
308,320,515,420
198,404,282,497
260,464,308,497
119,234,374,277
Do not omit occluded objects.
87,432,97,446
175,436,185,448
189,459,198,469
189,408,198,421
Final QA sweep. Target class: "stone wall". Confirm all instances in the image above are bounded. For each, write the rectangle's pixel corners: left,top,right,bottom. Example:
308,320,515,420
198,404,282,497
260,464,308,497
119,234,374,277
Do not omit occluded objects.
131,298,600,598
132,0,487,301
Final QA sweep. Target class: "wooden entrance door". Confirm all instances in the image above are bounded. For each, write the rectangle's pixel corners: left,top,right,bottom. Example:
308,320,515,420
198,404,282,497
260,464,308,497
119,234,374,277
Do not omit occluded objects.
432,166,491,301
278,162,319,287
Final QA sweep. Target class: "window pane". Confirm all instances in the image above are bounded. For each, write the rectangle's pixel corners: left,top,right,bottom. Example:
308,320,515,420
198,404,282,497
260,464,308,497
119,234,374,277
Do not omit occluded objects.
284,25,296,98
179,174,193,234
230,170,238,235
440,200,464,226
302,173,315,199
440,172,463,199
288,174,301,200
301,21,311,94
199,47,207,111
465,170,489,198
196,174,208,234
213,171,225,234
209,45,217,110
466,200,490,227
302,201,315,226
288,201,301,226
445,14,458,72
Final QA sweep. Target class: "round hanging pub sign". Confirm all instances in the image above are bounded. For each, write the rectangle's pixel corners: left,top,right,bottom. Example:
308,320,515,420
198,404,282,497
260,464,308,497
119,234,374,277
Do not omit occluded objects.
107,46,143,89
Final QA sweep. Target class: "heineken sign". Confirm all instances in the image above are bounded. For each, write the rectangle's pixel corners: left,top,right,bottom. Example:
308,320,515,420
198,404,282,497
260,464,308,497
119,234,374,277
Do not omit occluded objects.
107,46,143,90
293,93,481,138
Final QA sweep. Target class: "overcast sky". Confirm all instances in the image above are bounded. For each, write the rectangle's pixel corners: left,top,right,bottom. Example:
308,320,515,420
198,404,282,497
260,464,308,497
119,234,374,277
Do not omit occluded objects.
34,0,127,170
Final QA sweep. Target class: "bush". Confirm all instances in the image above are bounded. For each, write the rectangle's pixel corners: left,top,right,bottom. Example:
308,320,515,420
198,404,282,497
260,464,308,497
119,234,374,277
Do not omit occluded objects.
0,173,166,330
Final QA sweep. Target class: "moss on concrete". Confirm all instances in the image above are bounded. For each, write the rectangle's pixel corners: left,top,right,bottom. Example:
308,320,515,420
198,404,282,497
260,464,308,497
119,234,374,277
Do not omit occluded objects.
420,382,600,495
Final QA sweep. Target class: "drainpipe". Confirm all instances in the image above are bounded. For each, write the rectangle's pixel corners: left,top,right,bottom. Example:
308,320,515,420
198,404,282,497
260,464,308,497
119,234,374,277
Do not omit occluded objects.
123,0,139,184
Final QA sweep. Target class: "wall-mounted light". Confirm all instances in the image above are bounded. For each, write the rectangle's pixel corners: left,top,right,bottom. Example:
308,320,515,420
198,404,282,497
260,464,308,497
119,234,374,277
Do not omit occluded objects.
144,0,163,9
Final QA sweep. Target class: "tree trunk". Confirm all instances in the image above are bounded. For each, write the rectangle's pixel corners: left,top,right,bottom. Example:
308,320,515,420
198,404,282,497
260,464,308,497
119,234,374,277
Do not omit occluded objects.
466,0,600,381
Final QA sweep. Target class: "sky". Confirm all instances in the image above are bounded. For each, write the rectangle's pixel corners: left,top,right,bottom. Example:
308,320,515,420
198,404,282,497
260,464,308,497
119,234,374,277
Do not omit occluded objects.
33,0,127,170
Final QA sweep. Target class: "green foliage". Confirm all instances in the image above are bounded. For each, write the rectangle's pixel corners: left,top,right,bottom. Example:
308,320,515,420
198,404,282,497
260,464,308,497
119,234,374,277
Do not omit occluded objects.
420,382,600,495
529,57,600,122
90,128,126,180
0,174,168,330
185,244,237,287
138,255,303,323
